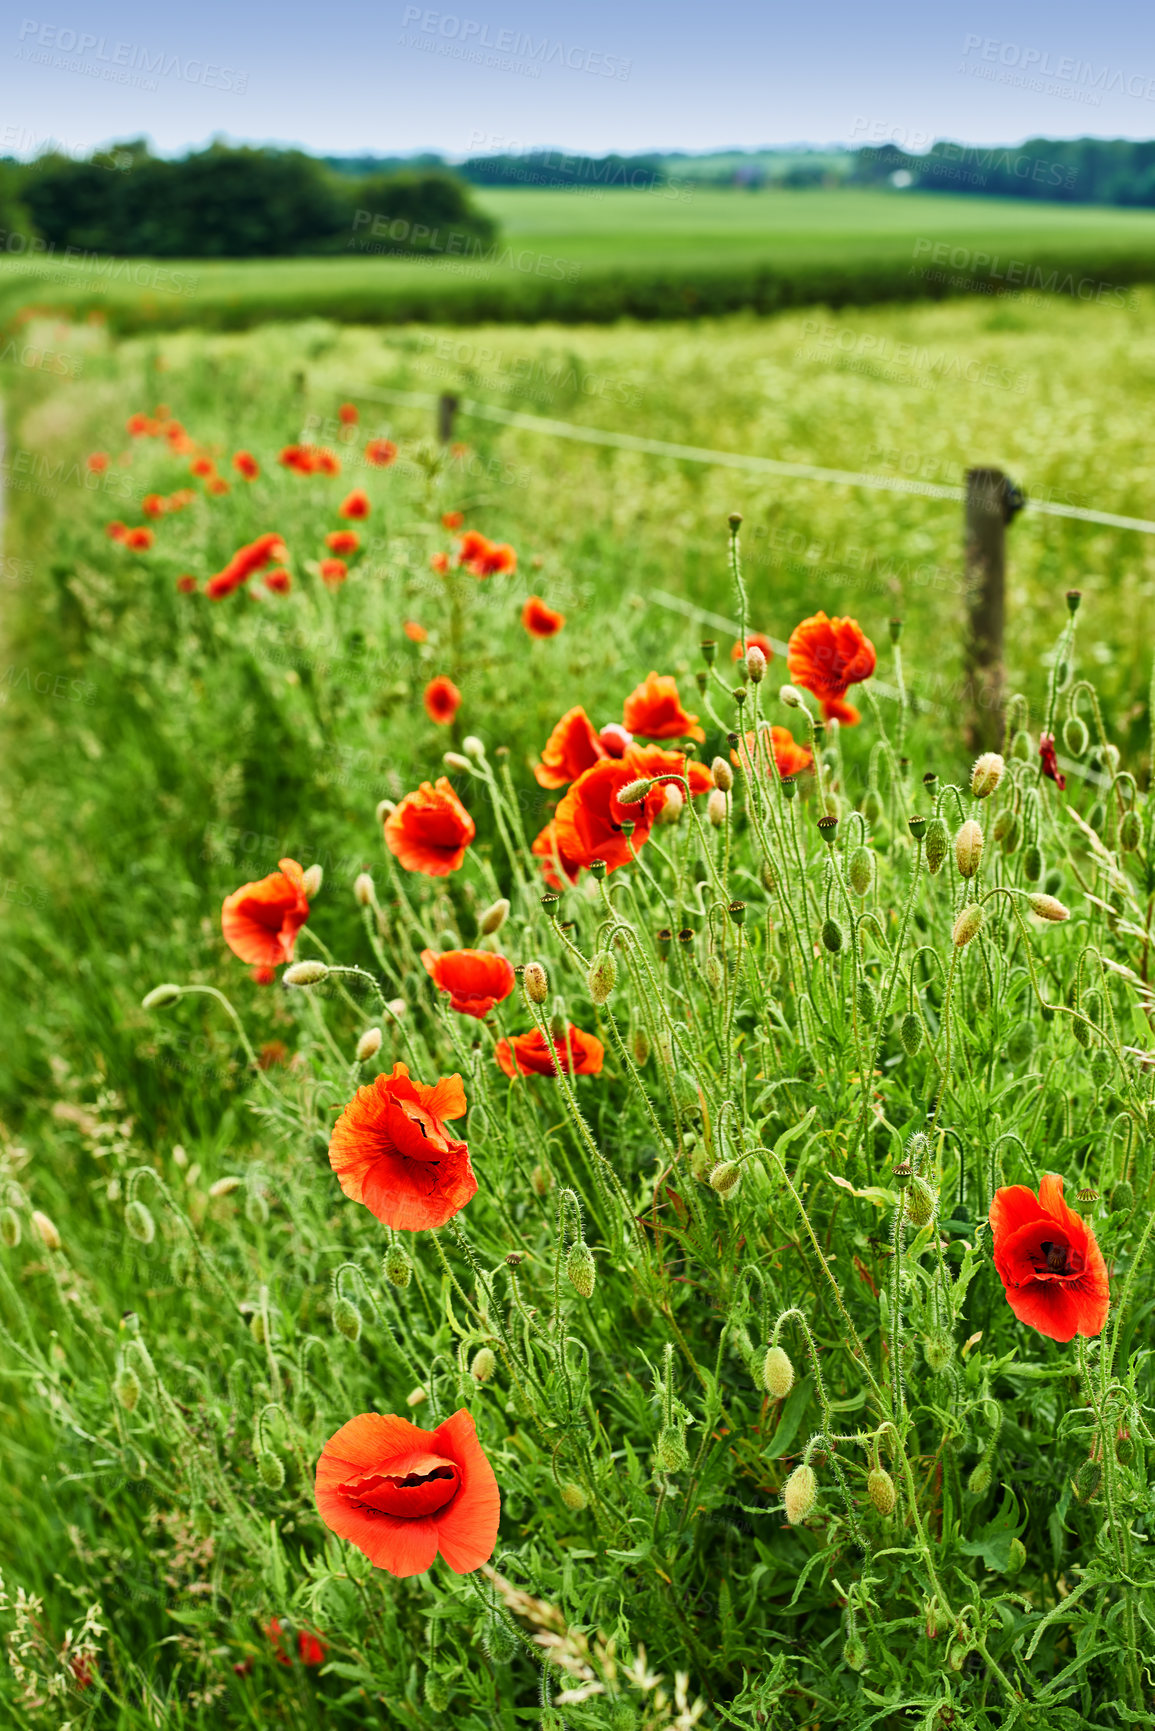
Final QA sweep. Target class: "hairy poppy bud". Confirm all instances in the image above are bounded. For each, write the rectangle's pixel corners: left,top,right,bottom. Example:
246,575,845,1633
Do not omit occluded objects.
900,1012,922,1056
383,1244,412,1288
114,1363,142,1412
657,783,684,825
463,735,485,759
657,1425,689,1473
905,1177,936,1228
1063,715,1088,757
470,1347,497,1383
376,798,396,823
425,1675,451,1713
258,1449,286,1491
967,1460,991,1496
356,1027,382,1062
861,787,882,824
587,951,616,1005
1027,893,1069,923
32,1210,61,1251
632,1027,650,1066
762,1345,795,1399
952,905,984,948
142,982,182,1010
856,978,876,1023
783,1463,817,1525
867,1467,896,1516
209,1176,241,1198
747,645,767,683
353,871,374,906
1117,1432,1136,1466
704,954,724,993
1010,728,1031,762
1121,810,1142,852
560,1481,587,1511
843,1634,867,1672
780,684,803,708
284,960,328,987
1023,844,1043,882
924,1334,952,1373
302,864,323,898
955,820,984,879
1110,1180,1134,1215
848,846,874,896
333,1297,362,1342
924,817,949,875
566,1242,595,1299
707,788,729,828
0,1207,20,1248
712,757,733,793
970,753,1004,799
618,777,653,806
385,997,406,1020
709,1161,741,1199
125,1200,156,1245
523,961,549,1005
999,812,1022,854
1074,1458,1102,1503
479,897,510,935
821,917,843,954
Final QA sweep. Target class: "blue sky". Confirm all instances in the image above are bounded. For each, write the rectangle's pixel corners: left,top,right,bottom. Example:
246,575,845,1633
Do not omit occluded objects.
4,0,1153,158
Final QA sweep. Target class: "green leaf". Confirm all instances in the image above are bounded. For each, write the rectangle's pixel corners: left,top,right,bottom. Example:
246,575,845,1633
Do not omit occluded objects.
958,1485,1025,1571
765,1375,814,1459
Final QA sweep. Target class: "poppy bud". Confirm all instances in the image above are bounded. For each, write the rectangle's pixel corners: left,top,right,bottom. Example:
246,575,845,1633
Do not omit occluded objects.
657,783,684,825
1027,894,1069,922
383,1244,412,1288
952,905,984,948
386,997,406,1020
905,1177,937,1228
142,982,183,1011
530,1164,552,1197
549,1006,566,1040
479,896,510,934
970,753,1005,799
32,1209,61,1251
867,1467,896,1515
1023,844,1043,882
560,1481,587,1511
257,1449,285,1491
747,645,767,683
443,752,473,773
302,864,323,898
587,951,617,1005
657,1426,689,1473
618,777,653,806
848,846,873,896
463,735,485,759
566,1242,596,1298
1121,810,1142,852
523,961,549,1004
610,1707,637,1731
821,917,843,953
783,1463,817,1525
356,1027,382,1062
209,1176,241,1198
354,872,374,906
284,960,328,987
856,979,876,1023
704,955,724,993
711,757,733,792
709,1161,741,1199
376,799,396,823
1074,1458,1102,1503
1063,715,1088,757
779,685,802,708
114,1363,142,1412
0,1207,20,1248
425,1675,451,1713
999,812,1022,854
924,1334,952,1373
967,1460,991,1496
762,1345,795,1399
1008,728,1030,762
470,1347,497,1383
900,1013,922,1056
632,1027,650,1066
1117,1432,1136,1466
707,788,729,828
843,1634,867,1672
406,1386,428,1408
1110,1180,1134,1215
333,1297,362,1342
125,1200,156,1245
924,817,949,874
860,788,882,824
955,820,984,878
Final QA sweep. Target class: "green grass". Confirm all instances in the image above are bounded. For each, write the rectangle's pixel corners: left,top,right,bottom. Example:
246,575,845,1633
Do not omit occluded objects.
4,187,1155,331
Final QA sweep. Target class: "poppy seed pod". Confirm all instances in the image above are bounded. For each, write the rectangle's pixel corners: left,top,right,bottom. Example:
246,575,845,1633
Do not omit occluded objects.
470,1347,497,1383
284,960,328,987
970,752,1005,799
712,757,733,792
302,864,323,898
125,1200,156,1245
924,817,949,874
955,819,984,879
566,1241,596,1299
952,904,985,948
747,645,767,683
354,871,374,906
32,1210,61,1251
1027,893,1069,922
707,788,730,828
383,1244,412,1288
709,1161,741,1198
142,982,182,1010
900,1012,923,1056
560,1481,587,1511
783,1463,817,1525
479,896,510,935
356,1027,383,1062
587,950,617,1005
867,1467,897,1516
762,1345,795,1399
333,1297,362,1342
523,961,549,1005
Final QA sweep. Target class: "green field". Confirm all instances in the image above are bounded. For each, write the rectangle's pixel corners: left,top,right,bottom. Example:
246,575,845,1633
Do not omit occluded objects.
4,187,1155,331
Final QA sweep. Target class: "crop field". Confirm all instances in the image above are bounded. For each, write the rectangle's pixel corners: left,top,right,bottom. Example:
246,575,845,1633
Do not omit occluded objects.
4,187,1155,331
2,290,1155,1729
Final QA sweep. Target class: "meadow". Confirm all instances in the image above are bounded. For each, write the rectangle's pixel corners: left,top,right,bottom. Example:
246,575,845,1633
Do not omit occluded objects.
1,290,1155,1728
3,187,1155,330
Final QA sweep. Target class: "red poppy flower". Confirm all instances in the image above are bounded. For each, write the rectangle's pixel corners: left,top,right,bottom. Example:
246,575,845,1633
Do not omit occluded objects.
233,450,259,480
339,489,371,520
329,1062,475,1230
166,488,196,510
221,857,310,970
206,532,288,600
404,620,427,642
479,541,517,576
598,723,633,758
122,527,154,551
208,477,231,496
531,820,583,889
422,948,515,1019
338,402,359,425
521,596,565,638
731,631,775,662
430,551,451,574
176,574,198,594
553,758,666,875
1040,733,1067,791
326,529,360,554
266,1618,327,1667
315,448,341,476
533,706,607,789
787,612,876,724
106,520,126,541
190,456,216,478
315,1408,499,1577
87,451,109,473
364,438,397,467
385,778,475,876
320,559,347,588
623,673,705,743
127,412,158,436
457,531,517,577
731,726,814,781
625,743,714,797
989,1174,1109,1342
424,676,462,725
821,694,863,727
495,1024,605,1078
442,510,464,529
141,493,166,517
264,568,291,594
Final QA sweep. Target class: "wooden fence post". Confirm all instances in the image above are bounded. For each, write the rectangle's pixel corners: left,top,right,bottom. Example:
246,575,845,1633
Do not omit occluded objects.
964,467,1023,750
437,393,459,444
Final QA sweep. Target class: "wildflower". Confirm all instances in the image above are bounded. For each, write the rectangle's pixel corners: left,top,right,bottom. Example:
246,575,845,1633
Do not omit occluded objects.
328,1062,475,1230
989,1174,1109,1341
971,752,1005,798
176,574,198,594
190,455,216,478
423,675,462,726
127,411,158,436
338,402,359,425
404,620,427,642
533,706,609,789
521,596,565,637
106,520,126,540
141,493,166,517
731,726,813,780
263,568,291,594
553,758,666,875
339,489,371,520
87,451,109,472
266,1618,327,1666
221,858,310,970
316,558,346,590
731,630,774,662
786,612,877,725
495,1024,605,1078
623,672,705,742
122,527,154,551
442,510,464,529
364,438,397,466
625,743,714,796
421,948,515,1019
314,1407,499,1576
457,530,517,576
233,451,259,480
385,778,475,876
1039,733,1067,790
531,819,584,889
326,529,360,554
430,551,451,574
166,489,196,510
206,532,288,599
208,477,231,495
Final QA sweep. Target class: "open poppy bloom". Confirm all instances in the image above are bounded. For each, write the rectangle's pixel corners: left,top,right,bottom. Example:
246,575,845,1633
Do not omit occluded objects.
221,857,310,970
786,612,876,725
430,551,451,574
87,452,109,473
533,706,608,789
495,1024,605,1078
233,450,259,480
208,477,231,496
385,778,475,876
122,527,154,551
989,1174,1109,1342
364,438,398,466
731,726,814,781
320,558,348,588
176,574,198,594
127,411,159,436
422,948,515,1019
1039,733,1067,791
315,1408,499,1577
424,675,461,725
264,568,291,594
553,757,666,875
625,743,714,797
338,402,359,425
106,521,126,541
531,820,584,889
266,1618,327,1667
326,529,360,554
190,456,216,478
141,493,166,517
206,532,288,600
623,673,705,742
328,1062,475,1230
404,620,427,642
521,596,565,637
339,489,371,520
442,510,464,529
731,631,775,662
457,531,517,577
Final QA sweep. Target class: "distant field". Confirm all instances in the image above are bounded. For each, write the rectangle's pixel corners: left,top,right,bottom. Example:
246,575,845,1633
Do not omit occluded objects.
3,187,1155,330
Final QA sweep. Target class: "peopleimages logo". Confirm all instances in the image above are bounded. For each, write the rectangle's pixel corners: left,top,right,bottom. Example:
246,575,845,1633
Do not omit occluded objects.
16,20,249,91
398,8,631,79
960,34,1155,102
